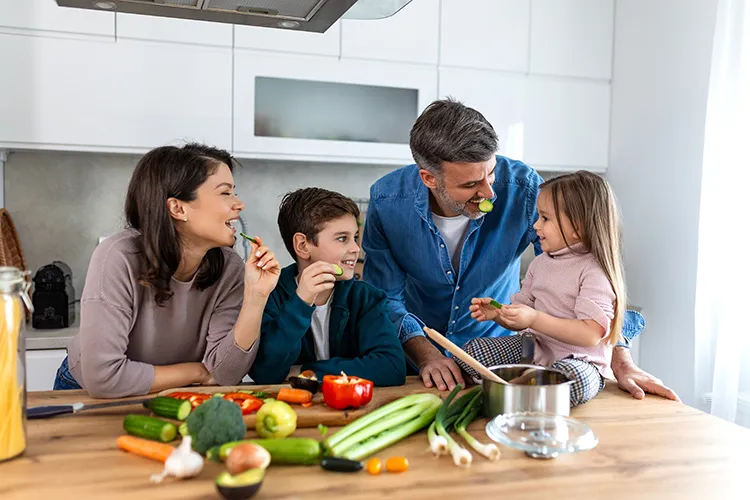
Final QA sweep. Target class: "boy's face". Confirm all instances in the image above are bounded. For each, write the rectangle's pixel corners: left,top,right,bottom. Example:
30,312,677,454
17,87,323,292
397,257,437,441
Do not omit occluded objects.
305,214,360,280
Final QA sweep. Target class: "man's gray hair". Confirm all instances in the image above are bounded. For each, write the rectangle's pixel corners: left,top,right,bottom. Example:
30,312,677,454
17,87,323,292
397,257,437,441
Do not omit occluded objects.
409,98,498,174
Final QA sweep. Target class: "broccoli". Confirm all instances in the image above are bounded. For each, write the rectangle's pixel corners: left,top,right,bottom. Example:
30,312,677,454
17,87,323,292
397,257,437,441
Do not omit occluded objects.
185,396,246,454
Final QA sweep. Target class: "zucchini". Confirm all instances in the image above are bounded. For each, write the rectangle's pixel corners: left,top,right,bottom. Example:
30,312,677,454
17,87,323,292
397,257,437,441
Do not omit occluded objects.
219,438,321,465
123,414,177,443
143,396,192,421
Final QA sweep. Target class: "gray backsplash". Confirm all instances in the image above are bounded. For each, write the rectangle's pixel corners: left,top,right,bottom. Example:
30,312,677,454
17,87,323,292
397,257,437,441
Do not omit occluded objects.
4,150,562,299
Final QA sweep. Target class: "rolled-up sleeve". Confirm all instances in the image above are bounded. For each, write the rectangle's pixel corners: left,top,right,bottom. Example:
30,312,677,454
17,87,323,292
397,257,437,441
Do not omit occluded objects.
574,263,616,338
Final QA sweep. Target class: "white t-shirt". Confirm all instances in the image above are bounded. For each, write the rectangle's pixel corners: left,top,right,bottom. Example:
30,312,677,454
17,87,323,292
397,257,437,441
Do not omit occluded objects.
310,298,332,360
432,213,471,271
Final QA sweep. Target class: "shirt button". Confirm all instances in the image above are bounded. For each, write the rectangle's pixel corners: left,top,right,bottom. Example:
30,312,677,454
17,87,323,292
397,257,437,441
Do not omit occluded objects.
452,320,456,324
440,244,445,248
454,306,459,310
446,270,452,275
456,286,461,291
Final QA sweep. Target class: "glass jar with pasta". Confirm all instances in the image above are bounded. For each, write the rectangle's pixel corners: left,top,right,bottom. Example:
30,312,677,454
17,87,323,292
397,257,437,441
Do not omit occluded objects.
0,266,33,462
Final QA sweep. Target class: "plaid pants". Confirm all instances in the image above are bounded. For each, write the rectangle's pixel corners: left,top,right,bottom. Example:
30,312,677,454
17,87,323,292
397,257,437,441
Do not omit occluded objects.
453,335,605,407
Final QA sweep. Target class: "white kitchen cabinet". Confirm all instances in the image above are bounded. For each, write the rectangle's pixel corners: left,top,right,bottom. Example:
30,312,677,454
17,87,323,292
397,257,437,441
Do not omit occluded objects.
0,0,114,38
341,0,439,65
0,35,232,153
524,76,610,168
439,68,609,170
233,51,437,164
529,0,614,80
115,13,232,47
235,22,341,57
26,349,67,392
440,0,530,72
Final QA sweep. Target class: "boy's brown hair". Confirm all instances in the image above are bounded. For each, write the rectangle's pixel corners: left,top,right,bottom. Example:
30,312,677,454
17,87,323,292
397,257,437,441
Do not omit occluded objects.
277,187,360,261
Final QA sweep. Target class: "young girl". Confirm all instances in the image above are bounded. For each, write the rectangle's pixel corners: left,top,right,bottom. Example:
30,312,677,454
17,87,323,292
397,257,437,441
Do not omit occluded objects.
456,171,626,406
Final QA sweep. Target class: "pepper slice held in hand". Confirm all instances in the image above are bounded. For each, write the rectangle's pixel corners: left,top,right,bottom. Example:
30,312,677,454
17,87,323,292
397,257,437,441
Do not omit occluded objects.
322,372,374,410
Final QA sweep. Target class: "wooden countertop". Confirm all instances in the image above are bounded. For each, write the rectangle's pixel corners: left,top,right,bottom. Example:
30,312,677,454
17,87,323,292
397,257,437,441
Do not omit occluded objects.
2,377,749,499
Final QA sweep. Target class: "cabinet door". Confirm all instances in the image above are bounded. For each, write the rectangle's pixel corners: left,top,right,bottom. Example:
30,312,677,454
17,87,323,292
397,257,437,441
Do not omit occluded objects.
0,35,232,152
525,77,610,169
115,13,232,47
440,0,530,72
0,0,114,38
235,22,341,57
341,0,439,65
439,68,609,170
529,0,614,79
234,51,437,164
26,349,67,392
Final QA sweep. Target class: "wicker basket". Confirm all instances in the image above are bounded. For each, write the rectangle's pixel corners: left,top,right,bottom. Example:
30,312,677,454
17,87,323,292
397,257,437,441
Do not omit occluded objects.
0,209,30,321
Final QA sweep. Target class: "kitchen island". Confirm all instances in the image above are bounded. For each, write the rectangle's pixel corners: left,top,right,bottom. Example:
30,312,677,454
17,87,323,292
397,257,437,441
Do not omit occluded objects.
2,377,748,499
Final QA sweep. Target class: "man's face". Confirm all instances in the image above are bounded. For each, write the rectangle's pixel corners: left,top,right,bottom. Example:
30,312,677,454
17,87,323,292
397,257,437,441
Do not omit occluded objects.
419,157,496,219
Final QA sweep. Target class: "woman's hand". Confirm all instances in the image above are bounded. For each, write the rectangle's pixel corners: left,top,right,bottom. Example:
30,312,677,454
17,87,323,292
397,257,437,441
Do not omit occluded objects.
496,304,538,331
244,236,281,297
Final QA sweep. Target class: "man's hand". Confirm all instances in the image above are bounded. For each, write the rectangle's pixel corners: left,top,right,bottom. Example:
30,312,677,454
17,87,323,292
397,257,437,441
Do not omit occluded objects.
296,261,337,305
404,336,465,391
611,347,680,401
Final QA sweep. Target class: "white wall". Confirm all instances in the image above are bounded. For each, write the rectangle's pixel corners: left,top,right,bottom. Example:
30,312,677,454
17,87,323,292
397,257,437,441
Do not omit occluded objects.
608,0,719,406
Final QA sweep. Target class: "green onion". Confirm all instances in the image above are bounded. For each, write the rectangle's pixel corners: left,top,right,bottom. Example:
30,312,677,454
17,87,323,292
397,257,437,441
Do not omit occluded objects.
428,420,447,455
434,385,473,468
455,405,501,461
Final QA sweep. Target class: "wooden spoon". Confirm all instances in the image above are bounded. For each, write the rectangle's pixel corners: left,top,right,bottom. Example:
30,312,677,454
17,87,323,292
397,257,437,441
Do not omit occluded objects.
423,326,509,385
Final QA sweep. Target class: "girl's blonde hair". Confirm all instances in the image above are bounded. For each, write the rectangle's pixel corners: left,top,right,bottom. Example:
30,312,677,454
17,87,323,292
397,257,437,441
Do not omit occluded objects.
540,171,626,345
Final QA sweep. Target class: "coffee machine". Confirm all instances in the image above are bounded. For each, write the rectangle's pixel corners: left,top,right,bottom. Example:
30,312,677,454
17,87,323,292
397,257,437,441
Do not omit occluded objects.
31,261,75,329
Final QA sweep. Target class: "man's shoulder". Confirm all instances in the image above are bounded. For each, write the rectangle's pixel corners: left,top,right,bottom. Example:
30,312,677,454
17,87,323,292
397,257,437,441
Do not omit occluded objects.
370,164,420,200
493,155,543,190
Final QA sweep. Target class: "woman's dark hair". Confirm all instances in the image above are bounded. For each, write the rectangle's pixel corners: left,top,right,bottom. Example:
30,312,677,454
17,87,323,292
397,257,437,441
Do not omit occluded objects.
125,143,238,306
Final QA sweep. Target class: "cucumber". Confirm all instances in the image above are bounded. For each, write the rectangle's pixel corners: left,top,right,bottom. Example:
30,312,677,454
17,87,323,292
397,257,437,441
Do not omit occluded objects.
143,396,192,421
332,264,344,276
219,438,321,465
490,299,503,309
478,199,494,213
123,414,178,443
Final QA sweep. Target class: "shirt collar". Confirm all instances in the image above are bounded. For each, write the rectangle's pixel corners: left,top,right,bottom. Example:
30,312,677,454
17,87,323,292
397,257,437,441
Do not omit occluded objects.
549,241,588,258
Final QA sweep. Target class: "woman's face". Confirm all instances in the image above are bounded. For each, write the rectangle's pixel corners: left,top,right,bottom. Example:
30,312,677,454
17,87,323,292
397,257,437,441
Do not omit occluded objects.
181,163,245,249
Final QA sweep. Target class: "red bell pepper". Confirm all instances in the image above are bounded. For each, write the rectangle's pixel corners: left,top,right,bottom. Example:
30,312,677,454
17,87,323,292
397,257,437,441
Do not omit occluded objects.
322,372,374,410
222,392,264,415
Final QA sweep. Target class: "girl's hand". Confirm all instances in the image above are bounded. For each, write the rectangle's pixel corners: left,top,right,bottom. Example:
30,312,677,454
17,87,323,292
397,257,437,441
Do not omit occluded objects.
244,236,281,297
469,297,502,322
497,304,538,331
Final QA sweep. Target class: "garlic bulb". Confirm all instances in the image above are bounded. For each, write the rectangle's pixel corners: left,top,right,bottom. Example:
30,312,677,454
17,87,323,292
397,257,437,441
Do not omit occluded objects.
150,436,204,483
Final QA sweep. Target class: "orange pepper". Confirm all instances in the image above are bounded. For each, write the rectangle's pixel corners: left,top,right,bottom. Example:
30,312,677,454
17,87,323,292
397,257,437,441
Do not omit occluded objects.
385,456,408,473
366,458,382,475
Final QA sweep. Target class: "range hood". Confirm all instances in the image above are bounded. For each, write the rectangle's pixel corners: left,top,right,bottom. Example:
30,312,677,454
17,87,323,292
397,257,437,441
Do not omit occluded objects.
55,1,415,33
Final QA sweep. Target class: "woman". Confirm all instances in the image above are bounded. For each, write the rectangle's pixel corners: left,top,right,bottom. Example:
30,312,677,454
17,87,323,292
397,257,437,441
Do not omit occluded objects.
53,143,280,398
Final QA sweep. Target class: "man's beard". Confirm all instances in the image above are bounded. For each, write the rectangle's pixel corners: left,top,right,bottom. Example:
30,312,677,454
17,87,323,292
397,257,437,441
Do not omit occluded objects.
434,179,486,220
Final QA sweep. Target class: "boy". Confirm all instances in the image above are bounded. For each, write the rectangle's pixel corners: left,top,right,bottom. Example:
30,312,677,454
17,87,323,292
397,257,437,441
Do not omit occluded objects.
249,188,406,386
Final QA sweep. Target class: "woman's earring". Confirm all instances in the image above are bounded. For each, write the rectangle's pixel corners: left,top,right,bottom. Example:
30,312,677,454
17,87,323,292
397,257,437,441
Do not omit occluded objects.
183,217,188,222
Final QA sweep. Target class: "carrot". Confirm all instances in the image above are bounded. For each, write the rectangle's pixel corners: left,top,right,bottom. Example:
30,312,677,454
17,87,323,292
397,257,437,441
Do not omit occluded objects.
276,387,313,404
300,402,314,408
116,435,175,463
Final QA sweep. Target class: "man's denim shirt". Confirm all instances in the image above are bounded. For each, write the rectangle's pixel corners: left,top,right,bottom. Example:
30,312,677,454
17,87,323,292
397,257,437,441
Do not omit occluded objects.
361,156,642,353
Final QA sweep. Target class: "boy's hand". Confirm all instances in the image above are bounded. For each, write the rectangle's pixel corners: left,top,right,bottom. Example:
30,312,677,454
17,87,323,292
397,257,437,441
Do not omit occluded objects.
469,297,503,322
245,236,281,297
497,304,537,331
296,261,337,305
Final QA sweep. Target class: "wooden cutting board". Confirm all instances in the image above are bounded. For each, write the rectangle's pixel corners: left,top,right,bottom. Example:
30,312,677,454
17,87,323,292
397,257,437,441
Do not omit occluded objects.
159,382,445,429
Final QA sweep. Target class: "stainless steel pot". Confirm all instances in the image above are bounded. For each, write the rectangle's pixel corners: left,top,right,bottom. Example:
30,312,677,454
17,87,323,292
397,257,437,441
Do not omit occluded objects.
482,364,573,418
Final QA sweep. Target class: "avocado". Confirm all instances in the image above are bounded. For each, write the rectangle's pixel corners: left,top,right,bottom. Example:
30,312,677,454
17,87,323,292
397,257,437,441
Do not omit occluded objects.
216,468,264,500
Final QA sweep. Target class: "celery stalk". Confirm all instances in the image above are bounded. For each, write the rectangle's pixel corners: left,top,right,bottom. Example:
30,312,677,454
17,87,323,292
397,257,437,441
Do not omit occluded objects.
329,400,435,456
324,393,439,451
340,399,442,461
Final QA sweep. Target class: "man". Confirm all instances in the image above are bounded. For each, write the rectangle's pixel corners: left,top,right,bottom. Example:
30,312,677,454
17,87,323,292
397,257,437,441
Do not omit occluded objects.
362,98,678,401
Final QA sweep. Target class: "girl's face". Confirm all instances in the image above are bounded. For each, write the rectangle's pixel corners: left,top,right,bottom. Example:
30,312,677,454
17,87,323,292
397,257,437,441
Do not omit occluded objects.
533,189,580,253
181,163,245,249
